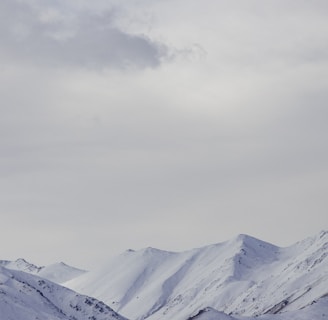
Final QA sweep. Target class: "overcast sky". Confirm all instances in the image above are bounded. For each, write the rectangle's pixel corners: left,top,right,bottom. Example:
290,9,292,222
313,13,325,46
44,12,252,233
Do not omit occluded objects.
1,0,328,269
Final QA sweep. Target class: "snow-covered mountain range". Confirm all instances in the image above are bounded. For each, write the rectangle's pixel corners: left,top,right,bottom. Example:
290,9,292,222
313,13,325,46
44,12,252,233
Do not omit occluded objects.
1,231,327,320
65,231,328,320
0,258,86,283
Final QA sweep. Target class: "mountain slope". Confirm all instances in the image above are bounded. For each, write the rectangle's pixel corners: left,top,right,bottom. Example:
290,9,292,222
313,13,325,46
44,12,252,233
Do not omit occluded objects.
0,266,127,320
188,297,328,320
66,231,328,320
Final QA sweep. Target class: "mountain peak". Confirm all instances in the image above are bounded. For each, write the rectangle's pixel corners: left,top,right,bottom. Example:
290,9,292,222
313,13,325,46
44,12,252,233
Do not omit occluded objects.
8,258,43,273
140,246,175,256
228,234,278,253
230,233,255,246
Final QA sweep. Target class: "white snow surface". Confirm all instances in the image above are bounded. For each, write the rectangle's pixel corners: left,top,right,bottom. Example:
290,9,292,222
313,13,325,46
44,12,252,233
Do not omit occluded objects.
0,266,127,320
0,258,86,283
66,231,328,320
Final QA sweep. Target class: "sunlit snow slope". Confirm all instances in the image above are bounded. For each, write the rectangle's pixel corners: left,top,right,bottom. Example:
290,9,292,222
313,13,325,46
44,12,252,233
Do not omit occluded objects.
66,231,328,320
0,266,127,320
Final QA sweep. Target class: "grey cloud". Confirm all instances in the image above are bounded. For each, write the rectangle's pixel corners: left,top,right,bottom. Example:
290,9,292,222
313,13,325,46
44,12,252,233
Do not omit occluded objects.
1,0,328,268
0,0,166,69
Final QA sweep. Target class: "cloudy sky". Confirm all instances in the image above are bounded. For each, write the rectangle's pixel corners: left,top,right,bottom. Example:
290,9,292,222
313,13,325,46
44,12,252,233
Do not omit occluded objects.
1,0,328,269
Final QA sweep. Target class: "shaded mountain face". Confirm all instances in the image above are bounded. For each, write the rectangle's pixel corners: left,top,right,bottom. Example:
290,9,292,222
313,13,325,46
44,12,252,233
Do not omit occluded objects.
65,231,328,320
0,266,127,320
